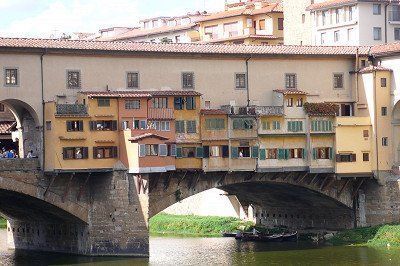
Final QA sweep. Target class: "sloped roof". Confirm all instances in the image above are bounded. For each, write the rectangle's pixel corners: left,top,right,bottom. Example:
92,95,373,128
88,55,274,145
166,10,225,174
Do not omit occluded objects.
303,102,339,116
359,65,392,73
273,89,308,95
0,121,16,134
0,37,370,56
129,133,169,142
307,0,399,11
370,41,400,56
80,90,201,98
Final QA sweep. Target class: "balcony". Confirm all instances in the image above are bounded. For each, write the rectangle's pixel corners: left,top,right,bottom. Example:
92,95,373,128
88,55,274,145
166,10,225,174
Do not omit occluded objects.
256,106,284,116
56,104,88,116
221,105,256,116
148,108,174,120
389,11,400,23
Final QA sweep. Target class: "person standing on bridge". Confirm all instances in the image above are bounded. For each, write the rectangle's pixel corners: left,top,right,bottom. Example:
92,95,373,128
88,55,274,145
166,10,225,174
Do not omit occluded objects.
27,150,33,158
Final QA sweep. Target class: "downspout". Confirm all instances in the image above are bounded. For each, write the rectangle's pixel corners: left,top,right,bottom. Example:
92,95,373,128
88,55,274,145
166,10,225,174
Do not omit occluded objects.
40,49,47,172
245,56,251,107
373,71,380,179
385,3,389,44
355,48,360,103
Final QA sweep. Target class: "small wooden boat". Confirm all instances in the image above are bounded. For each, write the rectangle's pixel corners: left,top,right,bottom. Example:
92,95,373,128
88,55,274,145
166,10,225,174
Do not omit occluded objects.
221,232,237,237
281,231,298,242
236,231,298,242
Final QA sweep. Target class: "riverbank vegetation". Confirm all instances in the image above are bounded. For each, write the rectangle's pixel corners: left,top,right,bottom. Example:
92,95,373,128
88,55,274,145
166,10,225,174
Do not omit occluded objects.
329,224,400,247
0,217,6,229
149,213,253,237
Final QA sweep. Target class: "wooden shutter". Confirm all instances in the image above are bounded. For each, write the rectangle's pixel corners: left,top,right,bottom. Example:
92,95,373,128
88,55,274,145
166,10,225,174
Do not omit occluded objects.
302,149,306,159
231,147,238,159
284,149,290,160
351,153,357,162
222,145,229,158
328,148,333,160
278,149,285,160
251,146,259,158
62,148,68,159
82,147,89,159
93,147,98,159
66,121,72,131
336,154,342,162
312,148,317,160
259,148,266,160
203,146,210,158
112,146,118,158
196,147,203,158
170,144,177,157
79,121,84,131
112,120,118,131
159,144,167,156
288,121,292,132
89,121,95,131
176,147,182,158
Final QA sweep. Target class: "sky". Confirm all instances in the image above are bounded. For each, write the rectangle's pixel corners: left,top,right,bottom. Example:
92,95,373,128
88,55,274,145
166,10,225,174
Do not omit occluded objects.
0,0,226,38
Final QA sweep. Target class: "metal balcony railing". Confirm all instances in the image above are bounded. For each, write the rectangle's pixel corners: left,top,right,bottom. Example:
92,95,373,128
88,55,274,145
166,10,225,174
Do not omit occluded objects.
389,11,400,22
56,104,88,115
255,106,284,116
221,105,257,116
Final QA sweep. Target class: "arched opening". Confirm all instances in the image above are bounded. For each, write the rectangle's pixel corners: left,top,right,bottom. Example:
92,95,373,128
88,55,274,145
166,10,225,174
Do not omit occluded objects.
0,99,41,159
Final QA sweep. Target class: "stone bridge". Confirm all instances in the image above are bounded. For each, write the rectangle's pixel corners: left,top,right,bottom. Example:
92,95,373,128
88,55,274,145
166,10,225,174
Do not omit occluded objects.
0,161,399,257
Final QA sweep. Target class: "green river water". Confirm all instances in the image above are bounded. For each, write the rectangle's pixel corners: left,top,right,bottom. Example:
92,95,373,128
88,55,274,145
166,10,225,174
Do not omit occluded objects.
1,229,400,265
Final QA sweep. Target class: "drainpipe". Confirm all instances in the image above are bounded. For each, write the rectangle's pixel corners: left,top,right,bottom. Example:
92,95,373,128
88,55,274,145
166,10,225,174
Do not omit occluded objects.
40,49,47,172
373,71,380,180
245,56,251,107
385,4,389,44
355,48,360,103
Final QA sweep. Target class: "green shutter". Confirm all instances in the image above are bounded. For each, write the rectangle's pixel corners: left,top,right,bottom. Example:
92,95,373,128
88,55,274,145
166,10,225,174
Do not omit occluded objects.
176,147,182,158
196,147,203,158
259,149,266,160
251,146,259,158
313,148,317,160
231,147,238,158
302,148,306,159
288,121,292,132
278,149,285,160
284,149,290,160
329,147,334,160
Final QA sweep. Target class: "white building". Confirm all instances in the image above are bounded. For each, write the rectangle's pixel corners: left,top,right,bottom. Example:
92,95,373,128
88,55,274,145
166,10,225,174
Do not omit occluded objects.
284,0,400,46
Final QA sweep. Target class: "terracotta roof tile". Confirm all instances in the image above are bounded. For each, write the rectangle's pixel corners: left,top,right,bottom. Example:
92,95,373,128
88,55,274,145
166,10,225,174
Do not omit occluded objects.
371,41,400,56
200,109,229,115
0,37,370,56
273,89,308,95
200,34,280,44
129,133,169,142
359,65,392,73
0,121,16,134
80,90,201,98
303,102,339,116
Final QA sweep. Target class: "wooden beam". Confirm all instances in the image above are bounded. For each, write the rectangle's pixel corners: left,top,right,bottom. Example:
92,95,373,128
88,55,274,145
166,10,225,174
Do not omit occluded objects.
281,172,292,181
43,173,56,198
308,173,319,185
62,173,74,203
163,172,173,191
217,172,228,186
297,172,308,184
338,179,350,197
352,178,365,199
269,172,281,180
77,173,90,201
244,172,255,181
319,175,330,190
322,176,336,192
177,171,187,185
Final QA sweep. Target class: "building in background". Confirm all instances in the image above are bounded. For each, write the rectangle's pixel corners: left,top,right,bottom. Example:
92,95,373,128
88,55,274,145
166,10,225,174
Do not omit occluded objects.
0,103,17,151
284,0,400,46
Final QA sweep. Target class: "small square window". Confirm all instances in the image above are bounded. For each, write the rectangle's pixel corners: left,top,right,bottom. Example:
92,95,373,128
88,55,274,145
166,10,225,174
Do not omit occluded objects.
363,130,369,138
46,121,52,131
235,73,246,89
97,98,110,107
287,98,293,107
382,137,388,146
296,98,303,107
395,28,400,41
5,68,18,86
125,100,141,109
127,72,139,88
381,106,387,116
373,27,382,40
285,73,297,89
373,4,381,15
334,30,340,42
333,73,344,89
278,18,284,30
381,78,387,87
67,70,81,89
182,72,194,89
363,153,370,162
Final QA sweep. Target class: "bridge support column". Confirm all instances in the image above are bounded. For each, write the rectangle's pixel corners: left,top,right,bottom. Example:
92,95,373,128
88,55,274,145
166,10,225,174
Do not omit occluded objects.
87,170,149,256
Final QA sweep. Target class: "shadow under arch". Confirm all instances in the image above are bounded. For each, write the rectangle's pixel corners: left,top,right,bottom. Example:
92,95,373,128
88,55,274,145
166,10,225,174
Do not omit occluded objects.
0,99,40,128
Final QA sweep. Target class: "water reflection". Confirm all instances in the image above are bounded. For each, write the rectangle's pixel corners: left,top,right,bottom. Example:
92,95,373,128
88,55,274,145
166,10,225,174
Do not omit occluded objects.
1,229,400,265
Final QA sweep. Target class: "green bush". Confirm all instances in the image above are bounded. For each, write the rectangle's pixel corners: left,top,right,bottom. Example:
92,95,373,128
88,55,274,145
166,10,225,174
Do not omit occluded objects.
329,224,400,247
149,213,253,237
0,217,6,229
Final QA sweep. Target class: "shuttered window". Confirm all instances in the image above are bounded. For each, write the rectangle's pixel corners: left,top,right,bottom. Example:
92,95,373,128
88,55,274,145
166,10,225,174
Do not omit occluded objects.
97,98,110,107
232,118,253,130
174,97,184,110
139,144,146,157
186,97,196,110
205,118,225,130
175,120,185,133
125,100,140,109
127,72,139,88
311,120,333,132
66,120,84,132
272,121,280,130
170,144,177,157
287,121,303,132
89,120,118,131
182,72,194,89
312,147,333,160
93,146,118,159
186,120,197,133
285,73,297,89
62,147,88,160
159,144,168,156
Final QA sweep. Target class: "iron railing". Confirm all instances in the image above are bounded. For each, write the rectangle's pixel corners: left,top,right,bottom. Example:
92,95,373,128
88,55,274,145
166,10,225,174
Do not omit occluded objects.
56,104,88,115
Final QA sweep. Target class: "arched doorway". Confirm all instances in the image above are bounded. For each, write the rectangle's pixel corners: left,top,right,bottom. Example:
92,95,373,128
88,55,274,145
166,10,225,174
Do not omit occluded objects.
0,99,41,159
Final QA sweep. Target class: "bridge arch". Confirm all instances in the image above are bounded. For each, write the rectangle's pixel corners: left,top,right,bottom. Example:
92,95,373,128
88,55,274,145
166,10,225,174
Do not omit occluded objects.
0,99,41,159
147,172,356,230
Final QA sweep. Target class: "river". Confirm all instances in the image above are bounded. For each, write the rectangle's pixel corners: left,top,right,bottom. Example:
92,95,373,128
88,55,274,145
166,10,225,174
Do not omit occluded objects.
1,229,400,265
